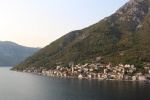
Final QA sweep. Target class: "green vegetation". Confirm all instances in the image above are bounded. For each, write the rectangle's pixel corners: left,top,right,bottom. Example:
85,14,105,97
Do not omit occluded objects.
12,0,150,70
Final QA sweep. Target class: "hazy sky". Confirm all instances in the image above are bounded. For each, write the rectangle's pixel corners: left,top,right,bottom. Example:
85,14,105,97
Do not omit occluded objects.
0,0,129,47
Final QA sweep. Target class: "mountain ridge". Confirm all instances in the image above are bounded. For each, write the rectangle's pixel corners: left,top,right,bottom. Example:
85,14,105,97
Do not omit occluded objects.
0,41,40,66
13,0,150,70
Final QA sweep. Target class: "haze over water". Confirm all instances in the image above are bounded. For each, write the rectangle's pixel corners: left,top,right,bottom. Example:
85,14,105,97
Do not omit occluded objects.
0,67,150,100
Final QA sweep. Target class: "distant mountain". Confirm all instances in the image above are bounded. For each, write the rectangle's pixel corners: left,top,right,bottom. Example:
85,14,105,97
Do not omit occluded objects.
0,41,40,66
13,0,150,70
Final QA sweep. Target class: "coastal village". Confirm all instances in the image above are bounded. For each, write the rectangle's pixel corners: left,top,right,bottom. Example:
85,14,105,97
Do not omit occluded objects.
22,58,150,81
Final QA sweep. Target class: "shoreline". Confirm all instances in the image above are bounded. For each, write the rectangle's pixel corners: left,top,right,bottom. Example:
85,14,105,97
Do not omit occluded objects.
12,70,150,82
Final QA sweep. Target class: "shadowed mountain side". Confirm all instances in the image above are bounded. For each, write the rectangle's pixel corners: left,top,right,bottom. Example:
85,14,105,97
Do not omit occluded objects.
0,41,40,66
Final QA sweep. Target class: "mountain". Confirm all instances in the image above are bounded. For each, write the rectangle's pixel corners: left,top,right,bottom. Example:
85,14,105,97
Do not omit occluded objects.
0,41,40,66
13,0,150,70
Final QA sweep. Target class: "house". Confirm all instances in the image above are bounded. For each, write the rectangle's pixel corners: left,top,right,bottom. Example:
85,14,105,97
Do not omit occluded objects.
88,74,94,79
98,74,101,78
56,72,60,76
131,65,135,68
139,75,147,81
77,66,82,69
93,73,97,79
118,73,124,80
97,73,102,77
146,75,150,80
78,69,82,72
123,75,129,80
110,73,117,79
129,69,134,73
118,64,124,67
136,73,142,76
124,64,130,68
23,70,27,72
113,70,117,73
33,70,38,73
144,67,149,70
83,68,88,72
74,71,78,74
104,69,107,74
27,69,31,72
63,73,67,77
101,74,108,79
89,68,94,72
46,71,49,74
98,64,105,68
116,68,122,72
132,76,137,81
84,63,88,67
78,74,83,78
42,69,46,74
56,66,61,70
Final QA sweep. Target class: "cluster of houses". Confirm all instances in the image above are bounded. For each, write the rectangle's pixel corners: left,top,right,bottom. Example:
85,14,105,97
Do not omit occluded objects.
23,63,150,81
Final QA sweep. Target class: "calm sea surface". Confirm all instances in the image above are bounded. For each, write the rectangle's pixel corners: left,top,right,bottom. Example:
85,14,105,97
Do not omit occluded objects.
0,67,150,100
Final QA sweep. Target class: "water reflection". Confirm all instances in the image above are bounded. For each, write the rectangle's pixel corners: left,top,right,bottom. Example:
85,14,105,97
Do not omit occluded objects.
0,67,150,100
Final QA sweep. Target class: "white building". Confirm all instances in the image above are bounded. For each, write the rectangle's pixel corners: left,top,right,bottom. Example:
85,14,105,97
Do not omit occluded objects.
131,65,135,68
88,74,92,79
78,74,83,78
89,68,93,72
104,69,107,74
56,66,61,70
124,64,130,68
132,76,136,81
72,66,74,73
139,75,147,81
118,64,124,67
98,74,101,78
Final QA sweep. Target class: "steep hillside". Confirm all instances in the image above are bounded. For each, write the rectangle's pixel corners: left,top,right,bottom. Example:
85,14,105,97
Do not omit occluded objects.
0,41,40,66
13,0,150,70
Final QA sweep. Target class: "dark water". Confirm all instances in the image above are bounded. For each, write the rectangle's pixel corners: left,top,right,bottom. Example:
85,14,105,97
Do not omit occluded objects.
0,67,150,100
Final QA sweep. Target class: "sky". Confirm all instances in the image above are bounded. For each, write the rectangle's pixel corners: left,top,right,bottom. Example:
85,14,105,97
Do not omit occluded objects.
0,0,129,47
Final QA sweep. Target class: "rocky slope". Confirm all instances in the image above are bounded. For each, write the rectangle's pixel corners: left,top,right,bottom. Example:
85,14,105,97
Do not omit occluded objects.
0,41,40,66
13,0,150,70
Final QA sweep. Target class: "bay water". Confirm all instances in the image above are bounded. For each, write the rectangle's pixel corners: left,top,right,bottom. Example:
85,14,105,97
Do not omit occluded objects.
0,67,150,100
